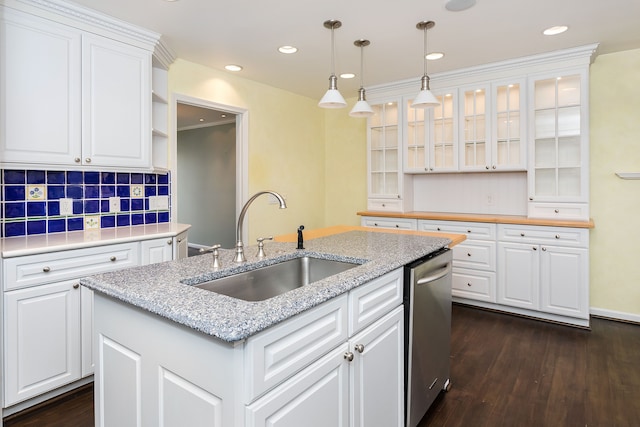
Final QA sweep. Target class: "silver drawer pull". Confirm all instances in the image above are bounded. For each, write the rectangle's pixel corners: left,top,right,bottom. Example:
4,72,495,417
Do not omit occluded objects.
555,235,560,239
73,284,80,289
520,233,525,237
354,344,365,353
167,239,172,245
110,256,116,262
467,253,471,257
467,283,472,287
42,266,51,272
85,157,91,163
344,352,354,362
554,209,559,213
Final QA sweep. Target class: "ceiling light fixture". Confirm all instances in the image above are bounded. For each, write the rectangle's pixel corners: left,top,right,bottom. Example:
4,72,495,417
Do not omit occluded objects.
340,73,356,79
224,64,243,72
349,39,374,118
543,25,568,36
318,19,347,109
445,0,476,12
426,52,444,60
278,45,298,54
411,20,440,109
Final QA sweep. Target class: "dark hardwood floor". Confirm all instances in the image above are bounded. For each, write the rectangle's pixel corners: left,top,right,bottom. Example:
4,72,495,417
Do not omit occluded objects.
5,304,640,426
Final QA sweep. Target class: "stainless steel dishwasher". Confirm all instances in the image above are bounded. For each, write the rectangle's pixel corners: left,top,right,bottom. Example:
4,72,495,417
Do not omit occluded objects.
403,247,453,427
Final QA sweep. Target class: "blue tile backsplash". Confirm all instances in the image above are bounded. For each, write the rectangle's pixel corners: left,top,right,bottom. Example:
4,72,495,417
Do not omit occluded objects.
1,169,171,238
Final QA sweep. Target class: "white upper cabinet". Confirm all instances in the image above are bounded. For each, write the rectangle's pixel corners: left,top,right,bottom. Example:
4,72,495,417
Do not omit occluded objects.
528,69,589,220
0,2,162,171
459,79,526,172
82,34,151,168
0,8,82,166
404,88,458,173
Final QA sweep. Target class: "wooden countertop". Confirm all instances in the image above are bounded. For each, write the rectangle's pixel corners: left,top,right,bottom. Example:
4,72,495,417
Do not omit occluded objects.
358,211,595,229
274,225,467,247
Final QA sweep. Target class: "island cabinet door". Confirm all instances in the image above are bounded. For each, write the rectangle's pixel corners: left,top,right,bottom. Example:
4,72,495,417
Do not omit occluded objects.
245,343,350,427
349,305,404,427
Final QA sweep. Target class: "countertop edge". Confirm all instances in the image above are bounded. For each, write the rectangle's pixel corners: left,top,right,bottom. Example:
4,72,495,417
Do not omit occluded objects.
357,211,595,229
1,223,192,258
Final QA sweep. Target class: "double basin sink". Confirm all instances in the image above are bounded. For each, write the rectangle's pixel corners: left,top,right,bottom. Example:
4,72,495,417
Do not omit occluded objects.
190,256,360,302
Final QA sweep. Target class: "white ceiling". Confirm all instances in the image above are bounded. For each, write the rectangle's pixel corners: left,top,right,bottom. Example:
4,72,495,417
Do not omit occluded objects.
71,0,640,101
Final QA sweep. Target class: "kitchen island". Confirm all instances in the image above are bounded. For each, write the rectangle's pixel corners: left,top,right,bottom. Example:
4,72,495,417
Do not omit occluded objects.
81,227,464,426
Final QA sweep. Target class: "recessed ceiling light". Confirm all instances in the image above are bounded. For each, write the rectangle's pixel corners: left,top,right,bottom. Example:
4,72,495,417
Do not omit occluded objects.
340,73,356,79
199,118,204,122
278,46,298,54
224,64,243,72
543,25,568,36
221,114,227,118
426,52,444,60
445,0,476,12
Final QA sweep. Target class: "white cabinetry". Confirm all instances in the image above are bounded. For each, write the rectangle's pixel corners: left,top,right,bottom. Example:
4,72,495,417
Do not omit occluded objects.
174,230,189,260
528,70,589,220
360,216,417,230
0,3,157,170
418,220,497,303
93,267,404,426
141,238,174,265
404,89,458,173
367,100,410,212
497,224,589,323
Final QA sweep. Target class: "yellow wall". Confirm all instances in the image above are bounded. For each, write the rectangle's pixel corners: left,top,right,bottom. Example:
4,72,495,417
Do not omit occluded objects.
589,48,640,317
169,59,330,241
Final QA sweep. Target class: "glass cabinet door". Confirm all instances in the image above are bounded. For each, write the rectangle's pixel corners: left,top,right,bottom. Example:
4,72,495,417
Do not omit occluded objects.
369,101,400,197
532,74,582,199
431,91,457,171
405,103,426,172
493,81,525,170
460,86,489,170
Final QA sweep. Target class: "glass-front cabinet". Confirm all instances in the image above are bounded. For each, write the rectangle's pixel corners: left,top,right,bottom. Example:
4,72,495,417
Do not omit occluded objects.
459,80,526,172
404,89,458,173
528,70,589,220
367,100,405,211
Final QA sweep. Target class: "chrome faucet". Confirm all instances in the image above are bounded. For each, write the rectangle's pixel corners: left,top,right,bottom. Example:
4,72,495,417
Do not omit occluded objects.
234,191,287,262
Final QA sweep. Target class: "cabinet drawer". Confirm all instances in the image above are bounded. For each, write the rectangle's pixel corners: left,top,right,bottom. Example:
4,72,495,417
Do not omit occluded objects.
243,294,348,403
452,269,496,302
367,198,404,212
418,220,496,240
360,216,417,230
452,241,496,271
348,268,403,336
498,224,589,247
3,243,139,290
528,202,589,221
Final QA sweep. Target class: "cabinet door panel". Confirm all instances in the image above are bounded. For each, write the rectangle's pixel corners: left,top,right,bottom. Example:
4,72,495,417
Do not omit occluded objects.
497,242,539,309
82,34,151,168
1,8,81,165
540,246,588,319
4,280,81,405
350,305,404,427
246,343,349,427
141,238,173,265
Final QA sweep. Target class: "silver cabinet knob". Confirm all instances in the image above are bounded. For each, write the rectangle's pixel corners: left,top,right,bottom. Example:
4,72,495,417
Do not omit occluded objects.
73,283,80,289
467,253,471,257
395,224,399,228
555,235,560,239
354,344,365,353
554,209,559,213
542,247,547,251
344,352,354,362
467,282,472,287
74,157,81,163
42,266,51,272
533,247,537,251
381,204,386,207
492,165,497,169
110,256,116,262
85,158,91,163
520,233,525,237
167,239,172,245
485,165,490,170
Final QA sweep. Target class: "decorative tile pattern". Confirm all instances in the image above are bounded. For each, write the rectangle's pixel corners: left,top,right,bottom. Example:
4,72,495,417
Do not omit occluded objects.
1,169,171,237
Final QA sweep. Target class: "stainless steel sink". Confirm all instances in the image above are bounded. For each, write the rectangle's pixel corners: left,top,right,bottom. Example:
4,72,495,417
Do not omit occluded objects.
193,256,359,301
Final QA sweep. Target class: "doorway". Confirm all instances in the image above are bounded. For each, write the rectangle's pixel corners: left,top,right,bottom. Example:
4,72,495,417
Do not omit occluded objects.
172,96,248,251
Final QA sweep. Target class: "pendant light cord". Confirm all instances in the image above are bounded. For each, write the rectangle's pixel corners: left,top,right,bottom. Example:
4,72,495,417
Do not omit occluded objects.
359,44,365,88
423,26,428,77
331,25,336,76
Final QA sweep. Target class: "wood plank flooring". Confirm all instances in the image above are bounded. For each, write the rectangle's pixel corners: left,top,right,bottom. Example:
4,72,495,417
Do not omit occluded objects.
4,304,640,426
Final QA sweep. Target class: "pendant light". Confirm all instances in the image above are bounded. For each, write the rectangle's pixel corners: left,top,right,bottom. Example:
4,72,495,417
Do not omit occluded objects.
411,20,440,109
349,39,374,118
318,20,347,109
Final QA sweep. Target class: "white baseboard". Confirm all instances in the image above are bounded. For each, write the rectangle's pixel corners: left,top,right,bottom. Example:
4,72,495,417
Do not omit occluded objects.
590,307,640,324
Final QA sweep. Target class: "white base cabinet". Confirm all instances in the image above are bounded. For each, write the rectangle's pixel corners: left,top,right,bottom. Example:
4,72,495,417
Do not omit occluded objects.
2,233,189,410
93,268,404,427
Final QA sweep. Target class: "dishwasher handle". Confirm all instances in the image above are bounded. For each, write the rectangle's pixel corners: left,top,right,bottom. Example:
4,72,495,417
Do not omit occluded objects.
416,263,451,286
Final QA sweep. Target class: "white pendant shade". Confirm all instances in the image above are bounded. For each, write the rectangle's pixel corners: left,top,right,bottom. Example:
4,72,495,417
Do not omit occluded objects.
318,87,347,108
411,89,440,108
349,99,374,117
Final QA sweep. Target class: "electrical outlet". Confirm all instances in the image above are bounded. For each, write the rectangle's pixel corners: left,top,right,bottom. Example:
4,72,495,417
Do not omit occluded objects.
60,198,73,216
486,194,495,206
109,196,121,213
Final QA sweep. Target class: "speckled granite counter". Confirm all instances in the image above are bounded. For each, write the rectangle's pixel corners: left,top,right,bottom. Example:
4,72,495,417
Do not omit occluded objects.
1,223,191,258
80,230,452,343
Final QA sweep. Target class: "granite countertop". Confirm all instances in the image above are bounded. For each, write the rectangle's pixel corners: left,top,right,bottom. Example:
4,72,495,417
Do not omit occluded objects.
1,223,192,258
80,230,452,343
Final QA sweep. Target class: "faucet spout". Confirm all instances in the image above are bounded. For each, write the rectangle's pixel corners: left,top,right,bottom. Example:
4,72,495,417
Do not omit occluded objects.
235,191,287,263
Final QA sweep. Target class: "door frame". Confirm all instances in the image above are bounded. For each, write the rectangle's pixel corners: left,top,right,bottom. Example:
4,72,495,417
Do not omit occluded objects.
170,94,249,242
